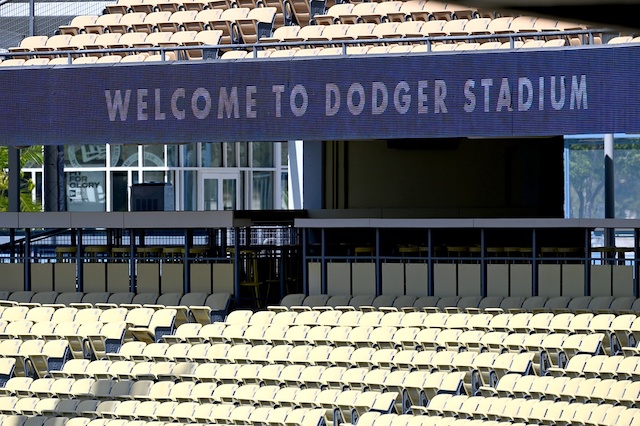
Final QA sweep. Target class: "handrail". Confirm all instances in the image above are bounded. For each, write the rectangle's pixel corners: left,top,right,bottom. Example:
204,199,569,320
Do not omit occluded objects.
0,28,621,63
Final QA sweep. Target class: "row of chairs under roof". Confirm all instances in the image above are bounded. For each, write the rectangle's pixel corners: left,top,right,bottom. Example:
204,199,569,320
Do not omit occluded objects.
3,16,605,62
278,293,640,313
0,38,595,67
0,291,229,311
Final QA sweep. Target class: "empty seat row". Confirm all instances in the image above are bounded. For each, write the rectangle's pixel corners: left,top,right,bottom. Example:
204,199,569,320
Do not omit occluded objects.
280,293,640,314
0,292,229,325
417,395,640,424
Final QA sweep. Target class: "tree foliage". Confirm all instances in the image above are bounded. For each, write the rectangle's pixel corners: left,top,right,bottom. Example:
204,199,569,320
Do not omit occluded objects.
568,138,640,218
0,146,43,212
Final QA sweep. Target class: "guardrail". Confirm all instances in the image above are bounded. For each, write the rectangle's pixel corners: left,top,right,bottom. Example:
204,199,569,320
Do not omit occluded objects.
0,28,620,64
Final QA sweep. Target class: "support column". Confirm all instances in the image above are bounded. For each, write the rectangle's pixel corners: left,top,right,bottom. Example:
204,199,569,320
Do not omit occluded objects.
8,147,20,213
604,134,615,246
43,145,65,212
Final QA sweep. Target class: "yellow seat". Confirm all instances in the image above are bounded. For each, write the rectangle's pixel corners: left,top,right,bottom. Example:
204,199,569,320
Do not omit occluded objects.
239,250,266,308
85,245,110,262
163,247,183,263
56,246,77,263
137,247,163,262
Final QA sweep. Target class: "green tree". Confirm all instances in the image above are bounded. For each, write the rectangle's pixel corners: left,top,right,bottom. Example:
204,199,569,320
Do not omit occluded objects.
0,146,43,212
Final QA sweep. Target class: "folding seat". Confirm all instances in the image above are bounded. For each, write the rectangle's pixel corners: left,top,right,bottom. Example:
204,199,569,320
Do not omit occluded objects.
338,2,378,25
608,297,635,314
78,378,109,401
314,3,353,25
581,404,625,426
28,340,72,378
278,293,307,308
129,308,176,343
552,353,594,378
20,322,55,340
106,341,146,361
162,323,202,344
595,354,623,379
185,382,218,404
1,306,29,322
235,7,277,45
247,364,281,388
58,15,99,35
231,363,260,386
105,12,148,34
378,312,404,330
542,296,572,313
49,306,78,323
499,333,526,354
409,328,439,351
611,380,640,408
94,55,121,64
0,320,34,340
353,347,383,369
615,356,640,381
83,13,124,35
98,307,128,323
87,322,127,360
206,7,250,45
81,33,121,56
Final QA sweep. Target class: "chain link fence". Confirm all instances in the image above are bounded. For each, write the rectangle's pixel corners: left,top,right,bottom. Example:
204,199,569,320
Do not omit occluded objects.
0,0,110,50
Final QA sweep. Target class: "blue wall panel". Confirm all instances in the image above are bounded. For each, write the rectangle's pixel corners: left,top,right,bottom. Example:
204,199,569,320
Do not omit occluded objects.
1,45,638,145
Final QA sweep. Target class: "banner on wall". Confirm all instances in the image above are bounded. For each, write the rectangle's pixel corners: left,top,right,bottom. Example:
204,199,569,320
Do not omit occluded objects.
66,171,106,211
2,45,640,145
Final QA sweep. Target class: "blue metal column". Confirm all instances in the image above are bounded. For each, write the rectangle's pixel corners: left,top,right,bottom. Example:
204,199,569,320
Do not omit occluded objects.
129,230,136,293
480,228,486,297
584,227,591,296
302,228,308,295
375,228,381,296
233,227,241,307
321,228,327,294
184,229,192,294
635,229,639,297
24,228,31,291
532,229,538,296
77,229,84,292
427,229,434,296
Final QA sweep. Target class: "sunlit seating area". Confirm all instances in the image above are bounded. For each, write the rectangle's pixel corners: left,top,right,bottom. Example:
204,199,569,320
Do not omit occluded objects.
0,0,629,65
1,289,640,426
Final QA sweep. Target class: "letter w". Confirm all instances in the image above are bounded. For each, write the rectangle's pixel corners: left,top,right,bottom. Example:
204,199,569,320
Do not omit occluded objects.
105,90,132,121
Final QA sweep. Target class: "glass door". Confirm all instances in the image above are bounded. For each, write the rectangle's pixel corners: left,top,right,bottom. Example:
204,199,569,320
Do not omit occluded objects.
199,171,240,210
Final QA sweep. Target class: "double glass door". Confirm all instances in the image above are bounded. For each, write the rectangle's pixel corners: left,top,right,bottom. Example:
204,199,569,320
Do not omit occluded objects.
199,171,240,210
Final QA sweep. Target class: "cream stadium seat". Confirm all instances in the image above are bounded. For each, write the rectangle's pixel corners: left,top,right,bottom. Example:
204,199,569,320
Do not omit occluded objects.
8,36,48,54
73,56,98,65
235,7,277,45
106,13,148,34
313,3,353,25
107,340,146,361
59,15,100,35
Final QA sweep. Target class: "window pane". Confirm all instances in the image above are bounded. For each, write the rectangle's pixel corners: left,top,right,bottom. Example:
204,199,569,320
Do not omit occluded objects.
183,144,197,167
110,145,138,167
143,171,164,183
202,143,223,167
143,145,165,167
167,145,179,167
281,142,288,166
239,142,248,167
281,171,288,209
252,142,273,167
66,171,106,211
226,142,237,167
65,145,107,167
183,170,196,211
252,171,273,209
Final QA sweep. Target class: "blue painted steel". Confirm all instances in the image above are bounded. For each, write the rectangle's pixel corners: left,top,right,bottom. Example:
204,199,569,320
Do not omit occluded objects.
1,45,639,145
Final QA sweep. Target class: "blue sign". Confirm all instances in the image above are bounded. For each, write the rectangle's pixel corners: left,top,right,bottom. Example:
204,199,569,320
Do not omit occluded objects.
1,45,639,145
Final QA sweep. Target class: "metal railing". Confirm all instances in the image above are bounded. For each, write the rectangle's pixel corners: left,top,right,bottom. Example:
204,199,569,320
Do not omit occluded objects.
0,28,622,64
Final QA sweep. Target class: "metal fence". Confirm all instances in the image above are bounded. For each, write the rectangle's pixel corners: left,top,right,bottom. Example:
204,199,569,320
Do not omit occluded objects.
0,0,109,49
